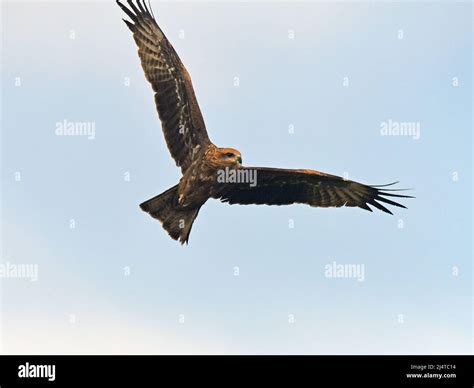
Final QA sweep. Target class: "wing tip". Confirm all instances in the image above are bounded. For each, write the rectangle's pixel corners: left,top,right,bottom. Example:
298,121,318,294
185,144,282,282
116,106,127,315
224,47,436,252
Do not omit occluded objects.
122,18,135,31
117,0,154,24
370,181,399,188
367,182,414,214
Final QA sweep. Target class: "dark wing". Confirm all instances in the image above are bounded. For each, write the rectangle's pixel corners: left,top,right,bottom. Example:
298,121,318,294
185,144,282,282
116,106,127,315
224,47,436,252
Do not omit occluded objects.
214,167,413,214
117,0,211,172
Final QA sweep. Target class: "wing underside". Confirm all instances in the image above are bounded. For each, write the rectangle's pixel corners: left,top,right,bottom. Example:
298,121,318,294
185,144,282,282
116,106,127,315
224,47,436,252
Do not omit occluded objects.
118,0,210,172
215,167,413,214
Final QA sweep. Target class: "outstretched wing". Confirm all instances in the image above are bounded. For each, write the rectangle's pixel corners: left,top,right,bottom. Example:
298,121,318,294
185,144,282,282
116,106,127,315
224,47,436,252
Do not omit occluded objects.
214,167,412,214
118,0,211,172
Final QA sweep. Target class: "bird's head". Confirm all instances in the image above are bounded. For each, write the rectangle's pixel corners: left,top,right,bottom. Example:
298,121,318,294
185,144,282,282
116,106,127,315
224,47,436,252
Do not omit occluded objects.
217,147,242,167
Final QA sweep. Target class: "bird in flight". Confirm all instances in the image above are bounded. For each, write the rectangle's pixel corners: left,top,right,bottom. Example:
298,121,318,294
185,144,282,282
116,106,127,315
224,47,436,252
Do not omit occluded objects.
117,0,412,244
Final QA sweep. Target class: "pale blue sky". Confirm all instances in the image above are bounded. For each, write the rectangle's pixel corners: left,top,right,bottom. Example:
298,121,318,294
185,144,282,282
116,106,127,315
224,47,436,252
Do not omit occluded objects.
1,1,472,354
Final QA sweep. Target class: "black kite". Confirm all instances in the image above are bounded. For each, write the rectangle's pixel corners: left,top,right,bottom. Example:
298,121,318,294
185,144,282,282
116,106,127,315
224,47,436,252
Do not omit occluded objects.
117,0,412,244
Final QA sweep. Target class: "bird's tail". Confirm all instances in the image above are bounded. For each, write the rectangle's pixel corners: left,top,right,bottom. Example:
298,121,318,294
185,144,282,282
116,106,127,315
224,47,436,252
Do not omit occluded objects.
139,185,201,244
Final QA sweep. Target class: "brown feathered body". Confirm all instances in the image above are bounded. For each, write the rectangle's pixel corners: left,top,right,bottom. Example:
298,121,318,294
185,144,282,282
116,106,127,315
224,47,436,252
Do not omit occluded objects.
140,144,242,243
118,0,413,244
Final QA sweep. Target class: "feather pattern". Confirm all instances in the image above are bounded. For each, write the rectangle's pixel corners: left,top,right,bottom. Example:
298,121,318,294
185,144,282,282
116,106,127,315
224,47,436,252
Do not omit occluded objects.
118,1,414,244
117,0,210,173
214,167,413,215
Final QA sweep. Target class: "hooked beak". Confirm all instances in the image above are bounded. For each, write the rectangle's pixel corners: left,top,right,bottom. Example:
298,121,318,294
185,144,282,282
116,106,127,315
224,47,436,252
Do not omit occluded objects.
237,156,242,165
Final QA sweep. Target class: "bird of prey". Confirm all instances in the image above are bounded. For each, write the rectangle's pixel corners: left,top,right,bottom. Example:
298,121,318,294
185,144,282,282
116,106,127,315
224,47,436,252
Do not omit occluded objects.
117,0,412,244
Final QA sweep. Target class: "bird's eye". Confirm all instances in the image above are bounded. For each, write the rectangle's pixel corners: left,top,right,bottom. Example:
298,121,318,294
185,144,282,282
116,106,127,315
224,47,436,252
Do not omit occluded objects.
226,153,234,157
